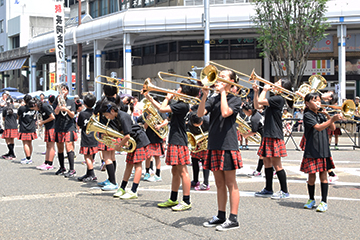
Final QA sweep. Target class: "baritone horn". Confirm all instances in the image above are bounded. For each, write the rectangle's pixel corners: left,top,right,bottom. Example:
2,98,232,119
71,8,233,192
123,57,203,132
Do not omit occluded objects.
236,116,261,144
86,115,136,153
293,75,327,109
140,99,169,139
187,129,208,153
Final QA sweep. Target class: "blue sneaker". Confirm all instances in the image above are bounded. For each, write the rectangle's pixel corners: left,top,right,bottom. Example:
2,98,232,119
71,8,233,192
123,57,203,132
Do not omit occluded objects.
143,173,151,181
102,182,119,191
316,201,328,212
304,199,316,209
271,190,290,199
97,179,110,187
255,188,273,197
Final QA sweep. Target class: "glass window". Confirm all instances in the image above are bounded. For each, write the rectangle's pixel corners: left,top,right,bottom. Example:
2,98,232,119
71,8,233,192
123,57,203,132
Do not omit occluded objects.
156,43,168,54
0,20,3,33
0,46,4,52
100,0,108,16
133,47,142,56
0,0,3,6
109,0,118,13
90,1,99,18
12,36,20,49
143,45,154,56
169,42,177,52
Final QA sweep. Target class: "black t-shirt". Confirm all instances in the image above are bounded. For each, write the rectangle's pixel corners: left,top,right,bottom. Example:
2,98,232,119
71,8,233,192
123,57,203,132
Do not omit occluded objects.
2,107,17,129
168,101,190,146
94,98,121,131
53,97,76,132
250,111,264,137
144,111,168,144
113,110,150,149
77,108,98,147
40,103,55,130
187,115,210,135
205,94,242,150
17,105,36,133
263,95,285,140
303,110,331,158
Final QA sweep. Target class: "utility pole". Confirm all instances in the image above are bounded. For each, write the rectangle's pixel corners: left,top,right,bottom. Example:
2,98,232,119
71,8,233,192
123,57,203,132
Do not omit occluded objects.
77,0,83,97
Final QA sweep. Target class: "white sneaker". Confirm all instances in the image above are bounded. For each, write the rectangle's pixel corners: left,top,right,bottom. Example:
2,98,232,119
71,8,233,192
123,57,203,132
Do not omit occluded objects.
21,158,32,164
148,175,162,182
328,175,339,183
120,191,138,199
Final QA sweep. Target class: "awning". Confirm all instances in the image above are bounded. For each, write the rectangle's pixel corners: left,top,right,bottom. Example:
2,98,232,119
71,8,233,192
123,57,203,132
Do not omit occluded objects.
0,58,27,72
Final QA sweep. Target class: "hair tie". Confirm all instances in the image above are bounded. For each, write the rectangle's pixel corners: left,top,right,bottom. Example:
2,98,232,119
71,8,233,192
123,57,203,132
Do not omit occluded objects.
106,104,112,113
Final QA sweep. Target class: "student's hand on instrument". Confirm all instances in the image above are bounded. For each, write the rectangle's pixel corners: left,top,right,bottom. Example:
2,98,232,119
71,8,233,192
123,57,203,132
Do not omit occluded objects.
332,114,342,122
264,84,272,92
252,83,259,92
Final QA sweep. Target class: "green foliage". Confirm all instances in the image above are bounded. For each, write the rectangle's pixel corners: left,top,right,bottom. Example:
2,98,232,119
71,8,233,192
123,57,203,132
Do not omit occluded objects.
252,0,330,88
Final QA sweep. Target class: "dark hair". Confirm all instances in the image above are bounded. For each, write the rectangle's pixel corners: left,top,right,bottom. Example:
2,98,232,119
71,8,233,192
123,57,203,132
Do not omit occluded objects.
40,93,45,97
99,101,119,114
180,79,199,97
75,99,82,111
48,95,55,104
280,78,294,109
27,98,36,108
6,97,14,115
189,111,203,125
23,94,32,104
61,84,69,91
304,92,320,103
83,94,96,108
330,93,338,105
242,102,257,115
34,98,43,110
103,84,118,97
222,69,238,83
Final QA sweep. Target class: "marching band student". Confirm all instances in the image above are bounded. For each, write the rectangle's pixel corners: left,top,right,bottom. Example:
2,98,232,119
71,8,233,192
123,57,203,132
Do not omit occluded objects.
144,78,199,211
53,84,77,177
301,93,341,212
77,94,98,182
1,97,18,160
198,69,242,231
99,101,150,199
32,98,56,170
253,78,293,199
18,95,37,164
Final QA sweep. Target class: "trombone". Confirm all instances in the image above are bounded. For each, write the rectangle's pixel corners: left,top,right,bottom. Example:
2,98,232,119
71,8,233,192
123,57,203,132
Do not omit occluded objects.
321,99,360,123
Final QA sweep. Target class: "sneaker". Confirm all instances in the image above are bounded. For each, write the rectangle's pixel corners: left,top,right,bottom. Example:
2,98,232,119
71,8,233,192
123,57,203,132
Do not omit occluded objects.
83,176,97,182
113,188,126,198
43,164,54,171
101,182,118,191
195,183,210,191
21,158,32,164
215,219,240,232
78,174,88,181
1,153,10,159
8,155,16,160
328,175,339,183
316,201,328,212
247,170,262,178
334,146,339,150
143,173,151,181
98,179,110,187
157,199,179,208
191,181,200,188
244,145,249,150
100,162,106,171
55,167,66,175
304,199,316,209
254,188,274,197
64,170,77,178
171,201,192,211
36,163,47,170
271,190,290,199
148,175,162,182
239,145,243,150
120,191,138,200
203,216,226,228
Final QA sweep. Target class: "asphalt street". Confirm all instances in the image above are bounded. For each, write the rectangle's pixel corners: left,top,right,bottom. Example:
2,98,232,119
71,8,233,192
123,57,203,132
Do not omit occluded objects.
0,134,359,239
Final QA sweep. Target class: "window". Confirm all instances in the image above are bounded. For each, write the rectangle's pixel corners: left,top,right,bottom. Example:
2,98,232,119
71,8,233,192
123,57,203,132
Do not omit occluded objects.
0,46,4,52
156,43,168,54
0,20,3,33
0,0,3,6
109,0,118,13
100,0,108,16
11,36,20,49
90,1,99,18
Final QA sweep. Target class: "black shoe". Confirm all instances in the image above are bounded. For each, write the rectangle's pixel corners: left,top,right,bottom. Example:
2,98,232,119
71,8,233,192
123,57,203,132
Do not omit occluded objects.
215,219,240,232
55,168,66,175
77,174,88,181
203,216,226,228
83,176,98,182
1,153,10,159
64,170,76,178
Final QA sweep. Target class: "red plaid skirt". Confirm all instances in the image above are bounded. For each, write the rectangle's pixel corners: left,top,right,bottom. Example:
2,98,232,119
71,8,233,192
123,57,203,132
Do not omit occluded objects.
55,131,78,143
97,133,115,151
204,150,242,171
44,128,56,142
165,144,190,166
237,129,242,141
147,143,164,156
300,157,335,174
299,134,306,151
257,137,287,158
327,128,342,136
18,132,37,141
191,150,208,160
126,146,150,164
80,146,98,155
2,129,18,139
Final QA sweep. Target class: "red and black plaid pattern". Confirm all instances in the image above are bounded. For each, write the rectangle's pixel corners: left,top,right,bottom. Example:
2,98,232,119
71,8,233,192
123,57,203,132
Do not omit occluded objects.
237,129,242,141
191,150,208,160
80,146,98,155
165,144,190,166
257,137,287,158
97,133,115,151
147,143,164,156
126,146,150,164
44,128,56,142
203,150,242,171
55,131,78,143
327,128,342,136
300,157,335,174
18,132,37,141
299,134,306,151
2,129,18,139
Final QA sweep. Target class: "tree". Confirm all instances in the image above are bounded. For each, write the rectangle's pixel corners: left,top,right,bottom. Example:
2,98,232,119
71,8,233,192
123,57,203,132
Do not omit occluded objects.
252,0,330,89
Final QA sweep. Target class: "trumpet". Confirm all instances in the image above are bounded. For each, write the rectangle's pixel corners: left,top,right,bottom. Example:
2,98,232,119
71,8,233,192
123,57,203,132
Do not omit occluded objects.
294,75,327,109
236,116,262,144
140,99,169,139
187,129,208,153
86,115,136,153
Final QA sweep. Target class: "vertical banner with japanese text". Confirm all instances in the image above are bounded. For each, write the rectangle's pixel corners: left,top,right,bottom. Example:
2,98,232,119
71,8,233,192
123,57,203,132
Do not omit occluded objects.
54,0,66,84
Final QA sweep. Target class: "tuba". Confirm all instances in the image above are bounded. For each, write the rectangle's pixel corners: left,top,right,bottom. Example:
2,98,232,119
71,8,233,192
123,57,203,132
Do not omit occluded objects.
294,75,327,109
140,99,169,139
187,129,208,153
36,112,44,139
236,115,262,144
86,115,136,153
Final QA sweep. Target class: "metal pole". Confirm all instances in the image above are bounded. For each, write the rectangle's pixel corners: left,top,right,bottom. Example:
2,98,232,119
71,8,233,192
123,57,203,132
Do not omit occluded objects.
77,0,83,97
204,0,210,66
337,23,347,104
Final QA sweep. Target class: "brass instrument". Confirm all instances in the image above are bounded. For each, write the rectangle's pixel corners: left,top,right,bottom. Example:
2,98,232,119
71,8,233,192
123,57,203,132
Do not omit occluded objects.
236,115,262,144
54,83,68,116
36,112,44,139
187,128,208,153
320,99,360,123
86,115,136,153
294,75,327,109
140,99,169,139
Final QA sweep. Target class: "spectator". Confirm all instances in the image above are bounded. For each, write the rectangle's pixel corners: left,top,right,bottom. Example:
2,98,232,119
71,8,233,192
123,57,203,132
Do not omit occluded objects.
295,108,304,132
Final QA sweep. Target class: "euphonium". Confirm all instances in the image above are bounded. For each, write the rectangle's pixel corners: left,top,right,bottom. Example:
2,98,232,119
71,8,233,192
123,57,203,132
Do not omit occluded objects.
236,115,262,144
187,131,208,153
294,75,327,109
141,99,169,139
86,115,136,153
